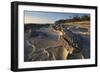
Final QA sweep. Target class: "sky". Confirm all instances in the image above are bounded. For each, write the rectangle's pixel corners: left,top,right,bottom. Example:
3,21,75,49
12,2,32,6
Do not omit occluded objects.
24,11,89,24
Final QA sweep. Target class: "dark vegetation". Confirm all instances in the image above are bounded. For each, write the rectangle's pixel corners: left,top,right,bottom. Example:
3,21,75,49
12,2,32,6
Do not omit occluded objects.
55,15,90,24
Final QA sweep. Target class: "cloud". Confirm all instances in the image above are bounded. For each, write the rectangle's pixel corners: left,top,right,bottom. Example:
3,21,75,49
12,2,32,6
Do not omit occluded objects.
24,15,54,24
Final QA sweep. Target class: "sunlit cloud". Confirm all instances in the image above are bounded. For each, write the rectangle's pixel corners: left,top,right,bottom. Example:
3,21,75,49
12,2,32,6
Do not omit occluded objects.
24,15,54,24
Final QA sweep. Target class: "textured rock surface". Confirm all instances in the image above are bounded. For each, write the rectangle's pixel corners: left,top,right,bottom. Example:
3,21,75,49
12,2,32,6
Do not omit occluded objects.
24,24,90,61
